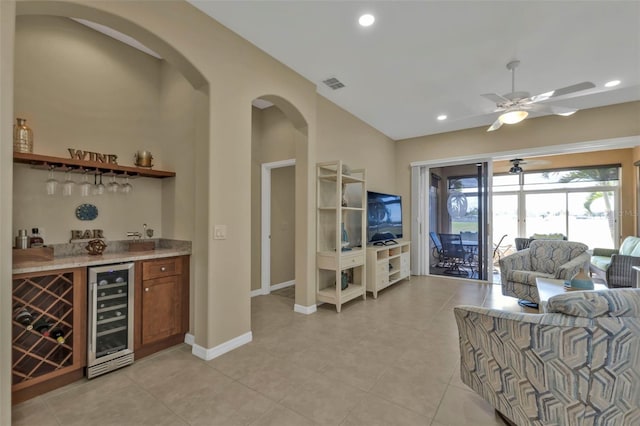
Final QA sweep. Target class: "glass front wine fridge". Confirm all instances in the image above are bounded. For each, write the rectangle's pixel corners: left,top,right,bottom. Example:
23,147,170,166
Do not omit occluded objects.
87,262,135,379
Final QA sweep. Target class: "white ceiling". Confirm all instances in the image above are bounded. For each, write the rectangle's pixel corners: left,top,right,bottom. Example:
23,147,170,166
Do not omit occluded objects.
188,0,640,140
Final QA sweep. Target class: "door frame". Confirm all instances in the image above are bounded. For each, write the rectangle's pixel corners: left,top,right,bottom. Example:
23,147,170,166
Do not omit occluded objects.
412,157,494,280
260,159,296,296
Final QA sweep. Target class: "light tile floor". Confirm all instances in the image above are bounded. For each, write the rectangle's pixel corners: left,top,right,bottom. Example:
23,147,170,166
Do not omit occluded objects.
12,275,535,425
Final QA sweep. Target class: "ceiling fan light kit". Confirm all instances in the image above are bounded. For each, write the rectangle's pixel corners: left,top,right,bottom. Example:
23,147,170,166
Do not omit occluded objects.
499,110,528,125
483,59,595,132
508,158,525,174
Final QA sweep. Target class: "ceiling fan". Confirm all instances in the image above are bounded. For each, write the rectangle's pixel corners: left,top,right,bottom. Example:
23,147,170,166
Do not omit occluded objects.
482,60,595,132
508,158,550,174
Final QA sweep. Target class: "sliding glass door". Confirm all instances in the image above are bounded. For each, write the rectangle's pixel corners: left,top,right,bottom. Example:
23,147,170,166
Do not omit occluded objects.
425,161,491,280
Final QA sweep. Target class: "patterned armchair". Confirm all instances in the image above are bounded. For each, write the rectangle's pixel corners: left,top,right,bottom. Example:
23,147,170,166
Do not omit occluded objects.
499,239,590,304
455,289,640,425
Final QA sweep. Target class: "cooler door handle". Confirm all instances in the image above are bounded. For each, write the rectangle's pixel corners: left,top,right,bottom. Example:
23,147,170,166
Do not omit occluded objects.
89,282,97,355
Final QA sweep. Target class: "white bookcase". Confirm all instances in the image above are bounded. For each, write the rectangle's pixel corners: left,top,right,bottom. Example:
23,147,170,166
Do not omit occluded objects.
366,241,411,298
316,161,366,312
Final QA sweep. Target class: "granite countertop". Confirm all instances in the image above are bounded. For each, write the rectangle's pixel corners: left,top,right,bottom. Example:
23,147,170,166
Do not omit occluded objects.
13,239,191,274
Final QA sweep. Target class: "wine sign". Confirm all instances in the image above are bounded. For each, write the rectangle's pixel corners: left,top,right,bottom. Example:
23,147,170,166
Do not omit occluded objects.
68,148,118,165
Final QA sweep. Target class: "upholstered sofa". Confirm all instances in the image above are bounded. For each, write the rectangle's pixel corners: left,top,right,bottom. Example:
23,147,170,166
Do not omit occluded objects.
590,236,640,288
455,289,640,425
500,240,591,304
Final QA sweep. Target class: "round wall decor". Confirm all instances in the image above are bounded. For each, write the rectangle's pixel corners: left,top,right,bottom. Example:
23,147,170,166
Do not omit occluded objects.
76,203,98,221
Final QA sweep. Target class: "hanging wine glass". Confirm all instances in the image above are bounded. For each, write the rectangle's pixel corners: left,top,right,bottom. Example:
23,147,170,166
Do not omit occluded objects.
93,172,105,196
45,166,59,196
62,169,75,197
79,171,92,197
121,174,133,194
107,173,120,194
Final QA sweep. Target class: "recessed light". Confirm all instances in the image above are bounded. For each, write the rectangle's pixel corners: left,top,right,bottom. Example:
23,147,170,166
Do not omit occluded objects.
358,14,375,27
437,115,447,121
605,80,621,88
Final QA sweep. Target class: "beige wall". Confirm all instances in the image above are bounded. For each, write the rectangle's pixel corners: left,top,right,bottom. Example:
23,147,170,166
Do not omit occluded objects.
159,61,197,242
12,16,196,244
260,106,299,163
396,102,640,242
0,1,15,422
250,108,262,292
316,96,396,193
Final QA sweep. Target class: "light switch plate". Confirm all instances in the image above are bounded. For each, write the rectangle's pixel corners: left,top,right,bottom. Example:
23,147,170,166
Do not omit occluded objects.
214,225,227,240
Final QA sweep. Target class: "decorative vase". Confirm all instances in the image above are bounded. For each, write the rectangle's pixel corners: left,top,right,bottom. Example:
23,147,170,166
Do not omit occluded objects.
341,271,349,290
570,267,594,289
341,223,350,251
13,118,33,153
341,184,348,207
134,150,154,168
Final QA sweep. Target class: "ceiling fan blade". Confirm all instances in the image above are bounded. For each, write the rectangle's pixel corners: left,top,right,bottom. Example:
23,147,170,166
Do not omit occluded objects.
552,81,596,97
481,93,509,105
487,118,503,132
528,103,578,116
527,81,596,103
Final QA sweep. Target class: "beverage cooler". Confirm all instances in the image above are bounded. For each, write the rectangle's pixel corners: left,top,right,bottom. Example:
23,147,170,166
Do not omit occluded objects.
87,262,135,379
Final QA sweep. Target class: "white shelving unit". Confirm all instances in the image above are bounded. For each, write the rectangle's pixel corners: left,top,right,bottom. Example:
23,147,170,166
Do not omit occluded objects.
366,241,410,298
316,161,366,312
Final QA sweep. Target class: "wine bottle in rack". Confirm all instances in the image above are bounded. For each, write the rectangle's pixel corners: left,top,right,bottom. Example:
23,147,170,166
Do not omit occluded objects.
34,319,51,337
50,328,65,344
14,307,34,330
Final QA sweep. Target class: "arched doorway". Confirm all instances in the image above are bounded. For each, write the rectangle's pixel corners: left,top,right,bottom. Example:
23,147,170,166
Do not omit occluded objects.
251,95,311,316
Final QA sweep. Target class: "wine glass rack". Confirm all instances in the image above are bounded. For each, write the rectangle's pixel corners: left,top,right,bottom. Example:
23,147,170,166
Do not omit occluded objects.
12,268,86,392
13,152,175,178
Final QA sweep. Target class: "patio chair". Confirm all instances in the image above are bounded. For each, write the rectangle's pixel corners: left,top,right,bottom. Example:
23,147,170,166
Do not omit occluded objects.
439,233,469,276
429,231,445,267
492,234,511,272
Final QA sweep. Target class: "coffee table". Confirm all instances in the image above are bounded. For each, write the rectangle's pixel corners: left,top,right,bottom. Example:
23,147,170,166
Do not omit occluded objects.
536,277,608,311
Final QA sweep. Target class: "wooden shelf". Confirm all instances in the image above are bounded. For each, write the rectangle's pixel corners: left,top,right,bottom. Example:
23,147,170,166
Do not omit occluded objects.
13,152,175,178
317,283,364,305
316,160,366,312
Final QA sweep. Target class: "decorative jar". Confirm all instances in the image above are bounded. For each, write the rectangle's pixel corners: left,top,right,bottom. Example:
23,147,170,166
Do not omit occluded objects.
13,118,33,153
134,150,153,168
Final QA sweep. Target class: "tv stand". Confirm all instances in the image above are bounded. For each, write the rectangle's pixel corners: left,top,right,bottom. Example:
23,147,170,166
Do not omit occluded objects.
366,241,410,298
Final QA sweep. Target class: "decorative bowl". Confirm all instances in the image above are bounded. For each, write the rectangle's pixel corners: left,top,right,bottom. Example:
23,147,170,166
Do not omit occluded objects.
85,239,107,255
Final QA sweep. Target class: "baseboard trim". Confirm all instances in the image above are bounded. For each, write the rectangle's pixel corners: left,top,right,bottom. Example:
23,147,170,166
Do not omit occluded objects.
250,288,265,298
270,280,295,291
184,333,195,346
294,304,317,315
191,331,253,361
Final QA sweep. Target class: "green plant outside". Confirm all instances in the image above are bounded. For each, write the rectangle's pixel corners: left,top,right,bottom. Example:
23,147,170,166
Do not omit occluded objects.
451,221,478,233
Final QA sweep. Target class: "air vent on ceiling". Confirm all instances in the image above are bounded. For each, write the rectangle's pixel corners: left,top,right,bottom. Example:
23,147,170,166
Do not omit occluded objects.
322,77,346,90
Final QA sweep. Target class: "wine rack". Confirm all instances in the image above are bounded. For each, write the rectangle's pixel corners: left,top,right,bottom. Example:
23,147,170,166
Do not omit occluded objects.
12,267,86,394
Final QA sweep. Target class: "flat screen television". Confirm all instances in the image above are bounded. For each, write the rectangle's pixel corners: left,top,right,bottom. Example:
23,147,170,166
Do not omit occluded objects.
367,191,403,244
